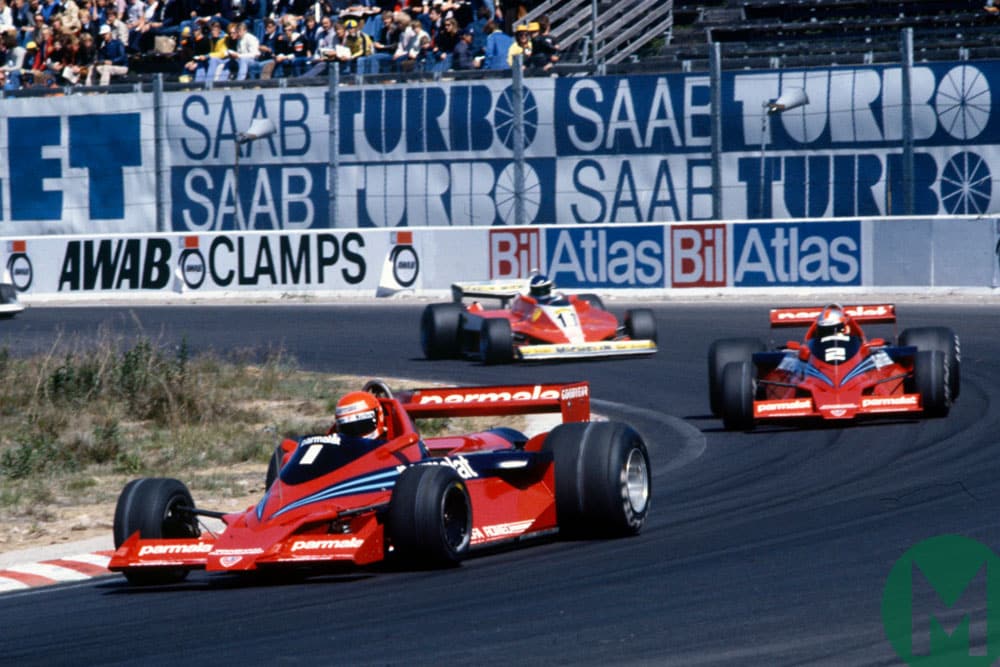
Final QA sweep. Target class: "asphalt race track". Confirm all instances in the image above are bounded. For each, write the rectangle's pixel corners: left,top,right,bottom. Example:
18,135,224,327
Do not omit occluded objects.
1,300,999,666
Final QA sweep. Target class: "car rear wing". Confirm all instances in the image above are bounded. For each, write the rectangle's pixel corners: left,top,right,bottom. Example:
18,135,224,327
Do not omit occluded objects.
398,382,591,423
451,280,527,305
769,304,897,327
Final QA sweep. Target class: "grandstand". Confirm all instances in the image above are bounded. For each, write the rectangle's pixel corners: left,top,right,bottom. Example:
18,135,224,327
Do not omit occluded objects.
2,0,994,95
516,0,672,65
662,0,997,71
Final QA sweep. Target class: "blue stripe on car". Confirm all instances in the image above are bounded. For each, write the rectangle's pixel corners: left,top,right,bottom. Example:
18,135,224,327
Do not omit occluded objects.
804,364,834,387
270,468,402,519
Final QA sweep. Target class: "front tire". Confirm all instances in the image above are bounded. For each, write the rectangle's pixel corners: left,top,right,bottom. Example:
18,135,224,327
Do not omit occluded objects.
421,303,462,359
720,360,756,431
624,308,657,342
387,466,472,568
543,421,651,538
112,478,200,585
900,327,960,401
708,338,765,416
912,350,950,418
480,318,514,364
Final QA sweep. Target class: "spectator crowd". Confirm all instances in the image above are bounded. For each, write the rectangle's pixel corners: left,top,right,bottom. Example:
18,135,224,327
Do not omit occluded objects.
0,0,563,91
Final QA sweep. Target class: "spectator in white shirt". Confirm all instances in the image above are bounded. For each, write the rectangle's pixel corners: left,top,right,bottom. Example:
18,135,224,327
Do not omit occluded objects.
234,20,257,79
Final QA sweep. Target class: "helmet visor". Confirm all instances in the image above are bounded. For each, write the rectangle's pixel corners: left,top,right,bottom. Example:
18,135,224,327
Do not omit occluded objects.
338,410,378,438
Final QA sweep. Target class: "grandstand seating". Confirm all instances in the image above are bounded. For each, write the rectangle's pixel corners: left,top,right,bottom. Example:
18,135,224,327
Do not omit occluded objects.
519,0,673,65
658,0,996,71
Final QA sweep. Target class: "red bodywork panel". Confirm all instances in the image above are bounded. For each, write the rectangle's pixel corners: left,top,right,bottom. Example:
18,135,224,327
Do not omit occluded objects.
471,294,622,344
108,382,589,576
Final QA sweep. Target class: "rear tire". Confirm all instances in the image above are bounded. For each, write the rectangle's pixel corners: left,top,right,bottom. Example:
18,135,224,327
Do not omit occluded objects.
912,350,950,418
720,361,756,431
708,338,765,416
421,303,462,359
624,308,657,342
542,421,651,537
480,318,514,364
387,466,472,568
112,478,199,585
900,327,960,401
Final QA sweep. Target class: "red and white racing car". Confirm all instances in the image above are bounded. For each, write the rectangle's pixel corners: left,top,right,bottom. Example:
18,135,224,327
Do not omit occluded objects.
420,275,657,363
108,380,651,585
708,304,960,430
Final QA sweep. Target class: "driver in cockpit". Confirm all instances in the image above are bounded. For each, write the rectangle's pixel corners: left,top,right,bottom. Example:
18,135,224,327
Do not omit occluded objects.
808,304,862,364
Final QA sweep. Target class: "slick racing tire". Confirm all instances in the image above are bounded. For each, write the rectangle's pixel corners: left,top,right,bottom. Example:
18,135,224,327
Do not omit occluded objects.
388,465,472,568
542,421,651,538
911,350,950,418
708,338,765,417
113,478,200,585
577,293,605,311
720,360,756,431
480,318,514,364
900,327,960,401
420,303,463,359
624,308,657,343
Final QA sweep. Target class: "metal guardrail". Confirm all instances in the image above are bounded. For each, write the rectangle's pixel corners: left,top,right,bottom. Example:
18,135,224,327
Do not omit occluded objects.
516,0,672,66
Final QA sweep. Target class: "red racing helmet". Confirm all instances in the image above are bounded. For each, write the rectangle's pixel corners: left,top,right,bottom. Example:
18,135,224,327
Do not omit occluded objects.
335,391,386,439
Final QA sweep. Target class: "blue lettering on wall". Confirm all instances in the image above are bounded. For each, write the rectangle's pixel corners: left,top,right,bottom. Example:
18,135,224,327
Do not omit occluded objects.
568,157,682,223
171,164,326,231
280,93,310,156
68,114,142,220
178,93,306,162
732,221,861,286
343,158,555,227
9,117,62,221
554,76,686,156
8,113,142,222
341,84,498,158
544,226,665,287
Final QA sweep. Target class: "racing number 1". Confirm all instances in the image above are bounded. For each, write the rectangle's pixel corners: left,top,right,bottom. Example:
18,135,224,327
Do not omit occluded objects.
555,309,577,328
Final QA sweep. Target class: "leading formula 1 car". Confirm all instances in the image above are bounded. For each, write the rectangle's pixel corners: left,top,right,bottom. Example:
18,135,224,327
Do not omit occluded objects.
108,380,651,585
420,276,657,363
708,304,960,430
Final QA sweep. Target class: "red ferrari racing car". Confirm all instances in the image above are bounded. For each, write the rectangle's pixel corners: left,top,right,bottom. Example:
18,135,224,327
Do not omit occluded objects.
420,274,657,363
708,304,960,430
109,380,651,585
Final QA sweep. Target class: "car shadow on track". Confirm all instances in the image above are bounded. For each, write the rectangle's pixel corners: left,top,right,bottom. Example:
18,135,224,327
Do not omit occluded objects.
98,568,378,593
687,414,927,434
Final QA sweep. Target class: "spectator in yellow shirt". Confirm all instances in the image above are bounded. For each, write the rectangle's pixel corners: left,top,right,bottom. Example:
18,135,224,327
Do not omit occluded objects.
507,23,530,68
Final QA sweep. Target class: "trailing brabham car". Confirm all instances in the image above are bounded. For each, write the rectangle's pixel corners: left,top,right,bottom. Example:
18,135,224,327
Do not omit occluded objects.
708,304,960,430
420,274,657,363
109,380,651,585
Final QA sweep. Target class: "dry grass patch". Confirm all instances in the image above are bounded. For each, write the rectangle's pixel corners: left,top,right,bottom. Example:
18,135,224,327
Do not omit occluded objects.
0,334,548,553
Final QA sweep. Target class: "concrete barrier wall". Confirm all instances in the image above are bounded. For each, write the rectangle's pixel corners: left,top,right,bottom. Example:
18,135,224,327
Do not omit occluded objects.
3,216,995,302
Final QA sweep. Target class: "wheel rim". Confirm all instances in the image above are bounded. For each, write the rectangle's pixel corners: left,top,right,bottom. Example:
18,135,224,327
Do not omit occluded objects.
440,484,471,553
623,448,649,514
162,494,198,539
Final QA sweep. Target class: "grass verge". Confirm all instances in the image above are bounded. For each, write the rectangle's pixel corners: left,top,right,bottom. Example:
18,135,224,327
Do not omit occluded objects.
0,333,388,530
